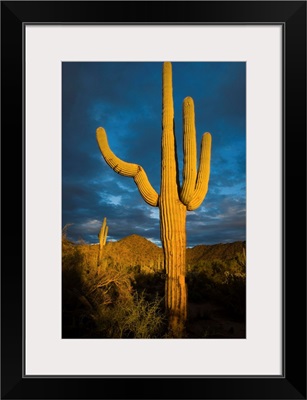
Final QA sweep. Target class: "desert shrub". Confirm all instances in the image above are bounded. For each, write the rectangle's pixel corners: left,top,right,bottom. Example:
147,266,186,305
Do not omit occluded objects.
62,235,95,337
226,252,246,276
127,265,141,274
216,273,246,319
186,267,220,302
62,245,84,289
85,267,166,338
62,231,166,338
132,271,165,302
95,293,166,338
85,264,134,307
123,294,165,338
186,259,246,321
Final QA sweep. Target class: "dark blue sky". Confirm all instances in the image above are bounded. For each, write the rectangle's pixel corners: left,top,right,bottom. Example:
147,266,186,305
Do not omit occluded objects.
62,62,246,247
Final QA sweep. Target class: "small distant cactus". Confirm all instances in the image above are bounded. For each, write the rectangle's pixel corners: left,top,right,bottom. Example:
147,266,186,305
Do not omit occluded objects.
239,245,246,269
242,246,246,267
97,217,108,267
96,62,211,337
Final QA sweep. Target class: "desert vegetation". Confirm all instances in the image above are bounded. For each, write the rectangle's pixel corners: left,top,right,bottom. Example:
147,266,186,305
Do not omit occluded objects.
62,228,246,339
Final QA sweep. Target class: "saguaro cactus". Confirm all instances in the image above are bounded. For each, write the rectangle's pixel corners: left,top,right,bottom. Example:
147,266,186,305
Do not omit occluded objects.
97,217,108,267
96,62,211,337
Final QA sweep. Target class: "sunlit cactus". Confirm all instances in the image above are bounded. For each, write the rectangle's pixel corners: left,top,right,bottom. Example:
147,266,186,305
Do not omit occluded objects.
97,217,108,267
96,62,212,337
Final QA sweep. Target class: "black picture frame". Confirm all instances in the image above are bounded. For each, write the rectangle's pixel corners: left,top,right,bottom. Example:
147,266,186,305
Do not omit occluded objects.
1,1,306,399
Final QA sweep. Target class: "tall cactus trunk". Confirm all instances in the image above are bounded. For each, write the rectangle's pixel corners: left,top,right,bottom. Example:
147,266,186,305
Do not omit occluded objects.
160,62,187,337
96,61,212,338
160,201,187,336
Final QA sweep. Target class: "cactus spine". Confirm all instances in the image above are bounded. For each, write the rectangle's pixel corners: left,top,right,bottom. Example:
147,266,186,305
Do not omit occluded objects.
96,62,211,337
97,217,108,267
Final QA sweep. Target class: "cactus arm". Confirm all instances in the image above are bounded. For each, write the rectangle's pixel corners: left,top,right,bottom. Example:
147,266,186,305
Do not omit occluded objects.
187,132,212,211
96,127,159,207
180,97,197,204
134,166,159,206
96,127,139,176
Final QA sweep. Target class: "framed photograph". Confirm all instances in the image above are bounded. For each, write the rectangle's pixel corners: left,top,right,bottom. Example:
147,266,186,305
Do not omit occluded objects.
1,1,306,399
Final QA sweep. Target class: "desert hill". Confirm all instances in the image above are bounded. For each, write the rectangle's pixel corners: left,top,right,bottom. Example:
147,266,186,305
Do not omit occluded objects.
186,241,246,266
78,234,245,271
103,234,164,269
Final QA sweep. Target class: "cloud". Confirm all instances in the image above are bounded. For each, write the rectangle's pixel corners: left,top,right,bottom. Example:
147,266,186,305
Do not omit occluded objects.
62,61,246,245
